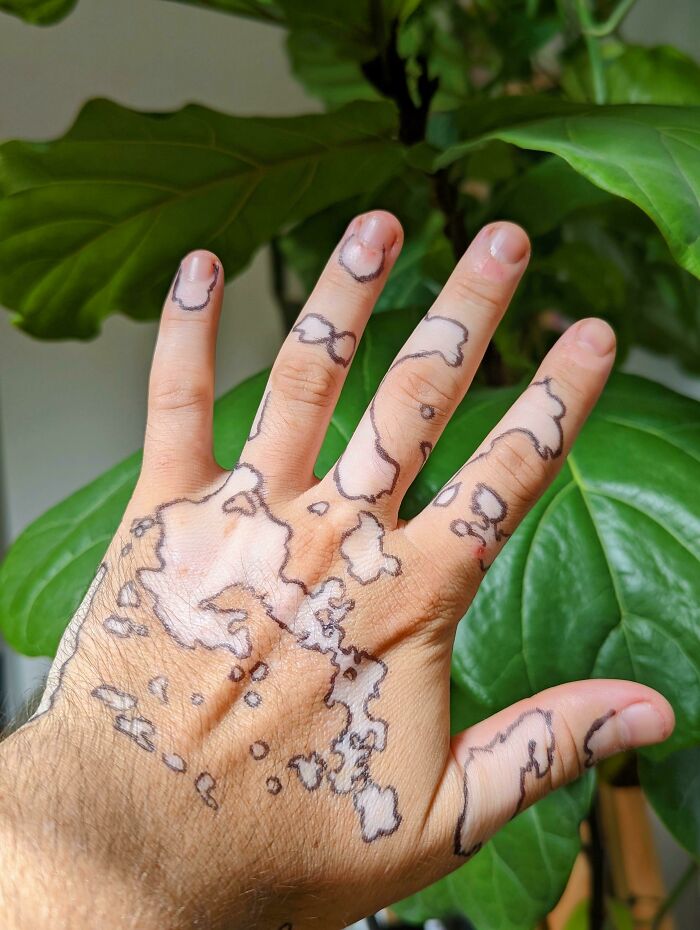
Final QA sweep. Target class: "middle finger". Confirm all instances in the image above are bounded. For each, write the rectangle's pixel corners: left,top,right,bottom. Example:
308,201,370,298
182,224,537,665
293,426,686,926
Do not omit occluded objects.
325,222,530,516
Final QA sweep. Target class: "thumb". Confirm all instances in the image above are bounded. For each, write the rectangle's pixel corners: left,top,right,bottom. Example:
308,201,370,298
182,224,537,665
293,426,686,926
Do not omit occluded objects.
441,680,673,860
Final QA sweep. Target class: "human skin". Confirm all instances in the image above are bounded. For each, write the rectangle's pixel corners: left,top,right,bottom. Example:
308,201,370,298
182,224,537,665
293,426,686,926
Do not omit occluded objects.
0,212,674,930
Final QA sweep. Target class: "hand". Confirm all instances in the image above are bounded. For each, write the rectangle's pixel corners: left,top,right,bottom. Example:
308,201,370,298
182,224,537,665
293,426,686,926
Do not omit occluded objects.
0,212,673,930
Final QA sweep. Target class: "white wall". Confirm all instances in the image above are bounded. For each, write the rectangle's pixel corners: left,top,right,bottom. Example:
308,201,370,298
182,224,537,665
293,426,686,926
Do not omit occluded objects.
0,0,314,712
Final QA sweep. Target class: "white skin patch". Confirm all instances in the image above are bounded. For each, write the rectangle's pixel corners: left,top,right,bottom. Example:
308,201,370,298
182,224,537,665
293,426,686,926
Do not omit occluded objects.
308,501,329,517
293,313,356,367
340,511,401,585
91,685,137,713
353,782,401,843
469,378,565,464
114,715,156,753
195,772,219,810
171,262,219,312
163,753,187,773
147,675,169,704
450,483,509,570
433,483,460,508
135,463,398,841
289,752,325,791
248,389,270,441
250,741,269,760
117,581,140,608
32,563,108,719
338,234,385,284
103,615,149,638
251,662,269,682
454,709,555,858
333,313,468,503
404,315,468,367
244,691,261,708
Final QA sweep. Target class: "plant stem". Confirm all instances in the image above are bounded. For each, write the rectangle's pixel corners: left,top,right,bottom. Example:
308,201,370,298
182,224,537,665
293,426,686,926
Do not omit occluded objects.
584,0,640,37
651,859,699,930
361,22,437,144
574,0,607,104
587,797,606,930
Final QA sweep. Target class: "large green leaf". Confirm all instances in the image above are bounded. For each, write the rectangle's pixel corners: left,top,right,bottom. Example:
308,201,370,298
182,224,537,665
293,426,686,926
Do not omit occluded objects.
432,99,700,279
639,747,700,857
0,99,403,338
441,375,700,759
563,44,700,106
0,0,75,23
394,772,594,929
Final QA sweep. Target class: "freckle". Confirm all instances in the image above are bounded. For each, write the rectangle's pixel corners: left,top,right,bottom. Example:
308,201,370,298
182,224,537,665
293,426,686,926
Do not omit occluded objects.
244,691,262,708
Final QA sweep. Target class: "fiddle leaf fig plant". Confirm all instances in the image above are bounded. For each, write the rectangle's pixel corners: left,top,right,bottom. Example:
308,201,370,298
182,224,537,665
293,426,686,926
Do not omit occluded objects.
0,1,698,928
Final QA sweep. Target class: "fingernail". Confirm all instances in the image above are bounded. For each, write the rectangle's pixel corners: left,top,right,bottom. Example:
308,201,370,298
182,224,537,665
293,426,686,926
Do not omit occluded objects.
574,318,616,357
488,223,530,265
357,212,396,251
339,213,396,284
183,252,216,282
172,252,220,312
618,702,668,749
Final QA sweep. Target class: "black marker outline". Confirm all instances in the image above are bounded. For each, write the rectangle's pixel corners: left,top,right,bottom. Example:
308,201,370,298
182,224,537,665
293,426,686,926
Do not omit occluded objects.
338,233,385,284
171,261,220,312
454,708,555,857
583,709,616,768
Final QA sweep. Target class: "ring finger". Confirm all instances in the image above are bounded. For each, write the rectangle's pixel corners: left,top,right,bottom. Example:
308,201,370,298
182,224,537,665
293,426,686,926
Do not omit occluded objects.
325,222,531,514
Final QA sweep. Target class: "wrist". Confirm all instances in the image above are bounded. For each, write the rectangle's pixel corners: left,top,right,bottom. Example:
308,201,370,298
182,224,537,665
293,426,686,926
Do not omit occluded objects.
0,726,176,930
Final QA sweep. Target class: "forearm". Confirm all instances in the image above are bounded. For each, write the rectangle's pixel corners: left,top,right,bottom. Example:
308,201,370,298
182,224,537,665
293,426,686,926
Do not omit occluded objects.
0,729,176,930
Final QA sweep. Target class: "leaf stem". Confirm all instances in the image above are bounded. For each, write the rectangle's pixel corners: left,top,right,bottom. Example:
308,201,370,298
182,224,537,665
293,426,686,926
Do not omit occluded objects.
582,0,640,38
574,0,607,104
651,859,699,930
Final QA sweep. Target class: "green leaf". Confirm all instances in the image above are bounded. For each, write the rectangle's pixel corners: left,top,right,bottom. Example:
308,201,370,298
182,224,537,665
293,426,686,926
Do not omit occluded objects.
499,156,613,237
563,43,700,106
287,29,381,107
161,0,283,23
444,374,700,758
0,99,403,339
277,0,414,62
432,98,700,279
639,746,700,856
0,0,76,24
394,772,594,929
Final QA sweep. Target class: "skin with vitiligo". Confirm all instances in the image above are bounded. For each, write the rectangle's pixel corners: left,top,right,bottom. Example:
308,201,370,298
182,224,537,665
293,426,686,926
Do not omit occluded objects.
3,214,674,930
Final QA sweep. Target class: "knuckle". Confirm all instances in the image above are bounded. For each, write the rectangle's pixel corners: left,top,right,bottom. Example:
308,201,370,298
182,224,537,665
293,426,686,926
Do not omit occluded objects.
450,272,504,317
271,355,339,409
150,377,211,415
387,368,454,420
547,364,584,405
553,713,584,787
491,435,546,505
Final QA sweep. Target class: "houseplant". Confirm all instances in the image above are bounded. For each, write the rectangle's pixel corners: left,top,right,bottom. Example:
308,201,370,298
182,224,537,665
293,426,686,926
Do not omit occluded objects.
0,1,698,927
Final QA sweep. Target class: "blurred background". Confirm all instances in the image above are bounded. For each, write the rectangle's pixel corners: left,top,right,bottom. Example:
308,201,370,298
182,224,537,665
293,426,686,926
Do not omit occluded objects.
0,1,698,927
